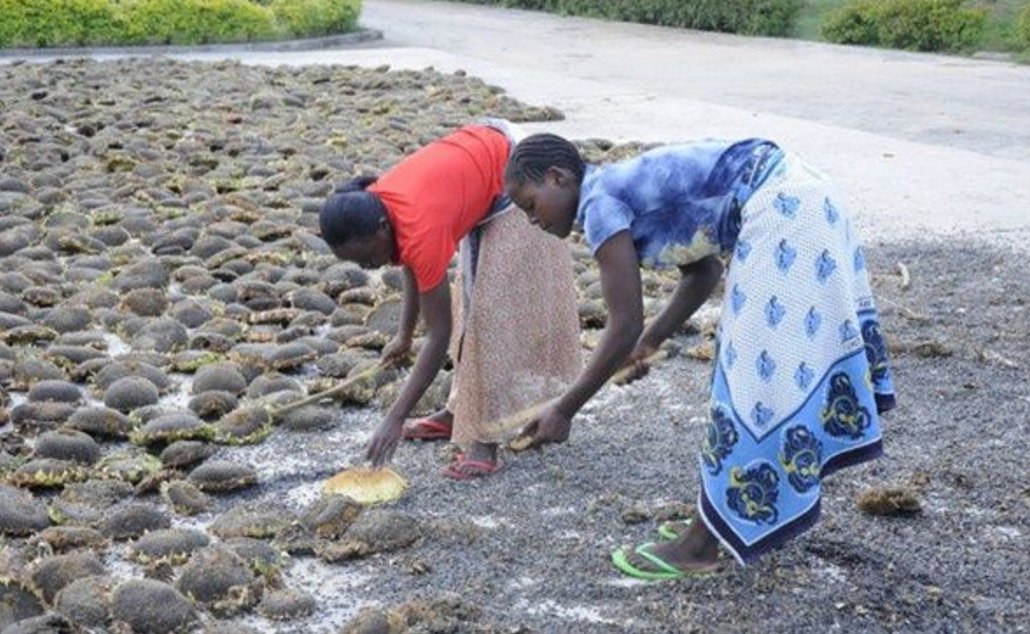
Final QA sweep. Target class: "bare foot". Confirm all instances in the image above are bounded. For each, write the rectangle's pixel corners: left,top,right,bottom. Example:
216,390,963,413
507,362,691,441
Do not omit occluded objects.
441,441,501,479
401,409,454,441
462,441,497,464
640,516,719,572
425,409,453,426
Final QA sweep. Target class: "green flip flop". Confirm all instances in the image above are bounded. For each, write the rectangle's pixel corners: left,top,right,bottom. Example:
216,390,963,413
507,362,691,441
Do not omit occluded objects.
611,542,719,581
611,542,684,580
657,518,692,541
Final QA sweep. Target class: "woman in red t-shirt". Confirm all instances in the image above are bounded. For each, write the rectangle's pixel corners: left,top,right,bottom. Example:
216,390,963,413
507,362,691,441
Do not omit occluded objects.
320,122,580,478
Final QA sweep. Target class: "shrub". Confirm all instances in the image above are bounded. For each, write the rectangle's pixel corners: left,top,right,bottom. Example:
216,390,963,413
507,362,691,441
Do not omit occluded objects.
0,0,122,48
270,0,361,38
823,0,986,52
0,0,362,48
121,0,276,46
448,0,803,37
1017,2,1030,52
819,0,881,46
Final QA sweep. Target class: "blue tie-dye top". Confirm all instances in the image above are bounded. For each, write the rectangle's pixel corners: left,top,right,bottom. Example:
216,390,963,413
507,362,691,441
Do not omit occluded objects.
575,139,781,268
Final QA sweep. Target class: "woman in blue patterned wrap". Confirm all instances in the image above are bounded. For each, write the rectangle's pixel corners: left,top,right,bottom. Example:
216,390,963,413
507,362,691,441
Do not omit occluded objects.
505,133,896,578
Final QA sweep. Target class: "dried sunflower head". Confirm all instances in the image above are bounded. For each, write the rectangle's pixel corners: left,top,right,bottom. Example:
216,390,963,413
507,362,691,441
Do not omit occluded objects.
322,466,407,505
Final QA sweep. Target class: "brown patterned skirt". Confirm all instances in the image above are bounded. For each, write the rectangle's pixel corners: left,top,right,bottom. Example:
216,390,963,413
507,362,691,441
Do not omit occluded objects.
447,207,581,445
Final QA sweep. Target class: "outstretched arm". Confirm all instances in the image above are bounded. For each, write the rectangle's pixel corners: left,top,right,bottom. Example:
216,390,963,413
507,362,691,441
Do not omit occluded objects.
380,266,420,365
622,255,724,380
554,231,644,417
367,279,452,465
521,231,642,446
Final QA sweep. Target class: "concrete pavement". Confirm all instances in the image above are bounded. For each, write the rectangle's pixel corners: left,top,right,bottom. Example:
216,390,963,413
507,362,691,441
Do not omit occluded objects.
360,0,1029,161
4,0,1029,246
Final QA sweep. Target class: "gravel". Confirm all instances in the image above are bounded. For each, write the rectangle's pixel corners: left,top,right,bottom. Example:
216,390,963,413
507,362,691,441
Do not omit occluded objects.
0,56,1025,633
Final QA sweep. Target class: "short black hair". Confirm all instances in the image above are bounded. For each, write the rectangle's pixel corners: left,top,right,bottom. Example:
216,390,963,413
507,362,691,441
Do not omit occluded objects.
319,176,387,249
506,133,585,186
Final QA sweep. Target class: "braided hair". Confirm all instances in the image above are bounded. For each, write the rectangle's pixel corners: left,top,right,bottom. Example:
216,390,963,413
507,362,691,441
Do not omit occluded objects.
506,133,585,186
334,175,379,193
319,176,387,249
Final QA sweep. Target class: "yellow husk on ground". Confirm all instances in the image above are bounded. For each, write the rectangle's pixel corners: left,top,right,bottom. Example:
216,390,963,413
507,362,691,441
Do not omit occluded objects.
322,467,408,505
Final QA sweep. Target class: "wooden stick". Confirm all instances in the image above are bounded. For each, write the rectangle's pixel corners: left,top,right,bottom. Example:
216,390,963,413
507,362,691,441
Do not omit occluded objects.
611,348,673,385
897,261,911,290
268,363,384,421
500,348,671,438
877,295,930,323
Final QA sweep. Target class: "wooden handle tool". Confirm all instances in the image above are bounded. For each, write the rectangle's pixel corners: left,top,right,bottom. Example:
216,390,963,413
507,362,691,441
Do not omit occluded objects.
268,363,384,421
503,348,672,450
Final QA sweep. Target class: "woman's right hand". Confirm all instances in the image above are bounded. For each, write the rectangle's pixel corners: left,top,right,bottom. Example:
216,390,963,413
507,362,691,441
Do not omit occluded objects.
366,418,404,467
380,334,412,367
518,406,573,450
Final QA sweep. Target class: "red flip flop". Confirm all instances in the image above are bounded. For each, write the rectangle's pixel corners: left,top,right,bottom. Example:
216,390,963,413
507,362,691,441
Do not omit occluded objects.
402,418,452,441
441,454,502,480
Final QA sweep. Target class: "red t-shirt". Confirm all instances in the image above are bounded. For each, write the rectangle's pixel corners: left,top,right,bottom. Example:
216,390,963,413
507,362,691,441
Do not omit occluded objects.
368,126,509,292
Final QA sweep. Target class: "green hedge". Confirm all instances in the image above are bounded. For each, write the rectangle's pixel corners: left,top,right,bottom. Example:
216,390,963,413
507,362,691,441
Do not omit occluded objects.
448,0,803,37
269,0,362,39
0,0,361,48
1018,2,1030,51
122,0,277,45
822,0,986,52
0,0,121,47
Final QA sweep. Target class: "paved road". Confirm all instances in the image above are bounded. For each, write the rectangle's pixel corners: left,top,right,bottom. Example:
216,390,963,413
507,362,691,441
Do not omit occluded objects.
362,0,1030,162
5,0,1029,246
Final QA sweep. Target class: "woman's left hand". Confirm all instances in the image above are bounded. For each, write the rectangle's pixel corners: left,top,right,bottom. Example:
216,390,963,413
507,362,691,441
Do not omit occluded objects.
380,334,412,367
614,342,658,385
366,418,404,467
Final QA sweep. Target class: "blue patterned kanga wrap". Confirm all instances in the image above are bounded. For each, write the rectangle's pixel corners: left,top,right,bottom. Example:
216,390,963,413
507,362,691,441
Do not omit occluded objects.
576,141,895,564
